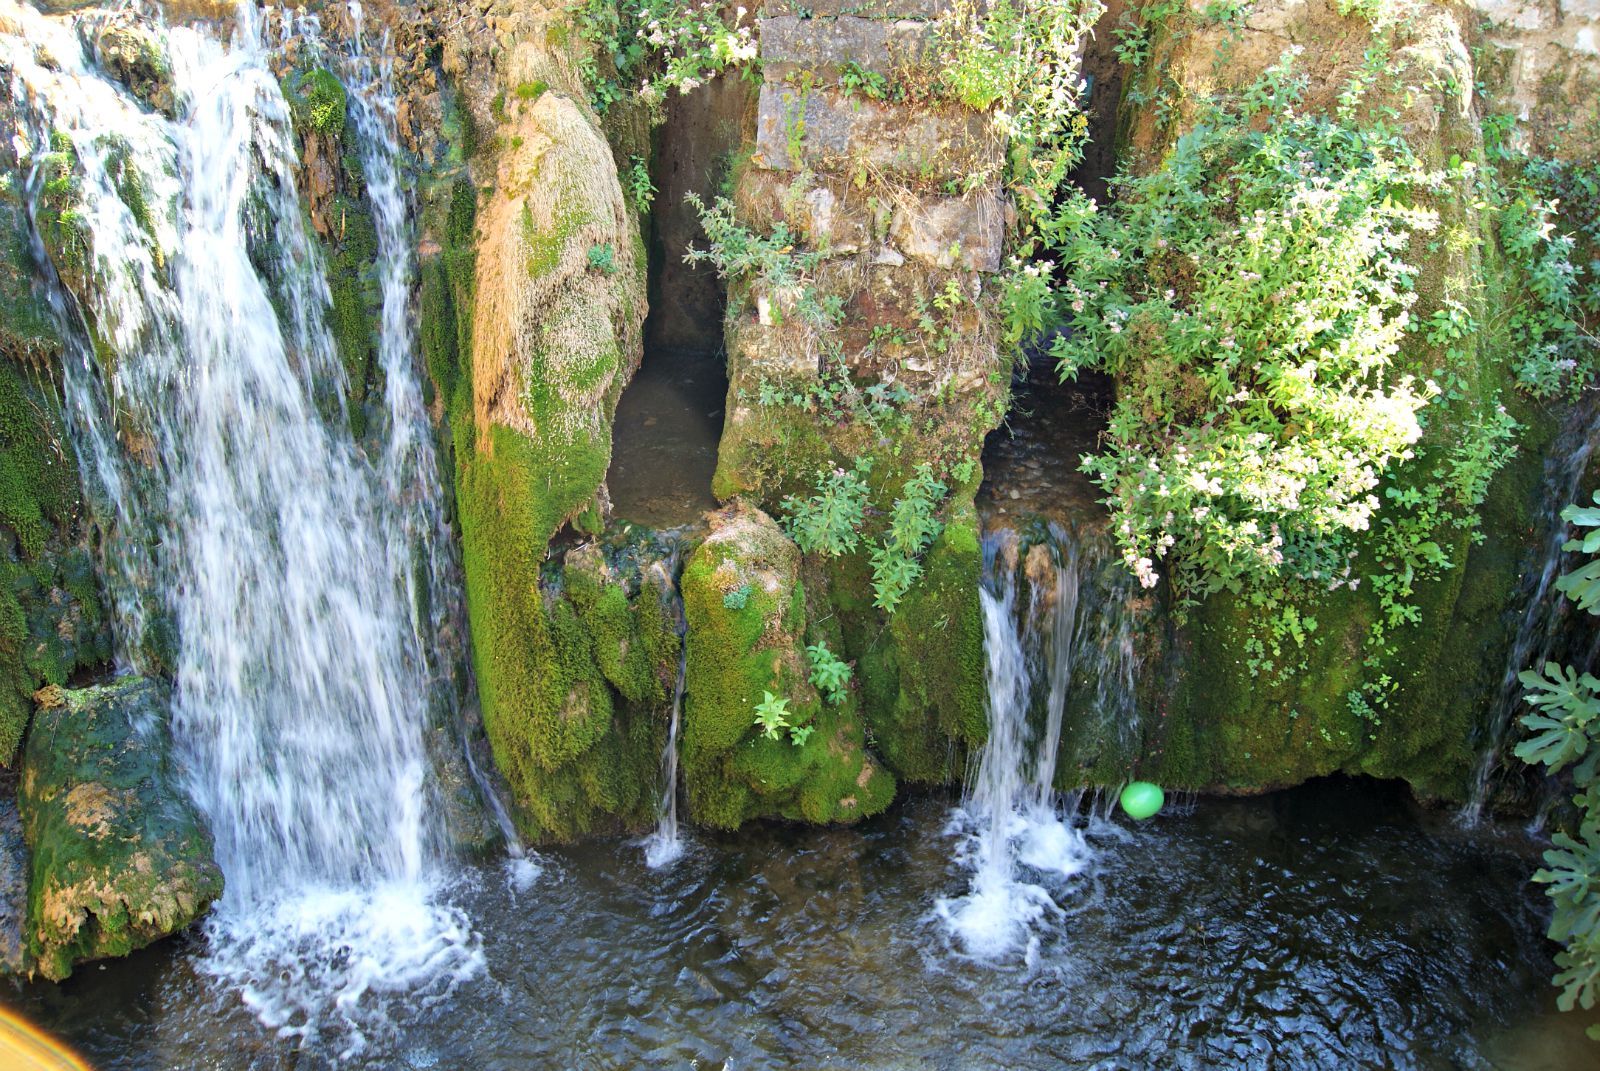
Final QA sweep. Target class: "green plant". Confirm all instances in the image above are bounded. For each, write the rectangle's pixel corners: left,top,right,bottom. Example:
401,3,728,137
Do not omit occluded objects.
572,0,758,118
781,460,872,557
723,584,751,610
586,242,617,274
626,155,656,213
931,0,1102,245
870,464,947,613
683,193,819,290
1514,492,1600,1041
839,61,891,101
806,641,852,705
753,691,792,740
515,80,549,101
1050,63,1467,602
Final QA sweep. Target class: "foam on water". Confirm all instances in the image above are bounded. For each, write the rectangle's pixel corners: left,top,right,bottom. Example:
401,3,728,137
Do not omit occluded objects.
936,528,1103,959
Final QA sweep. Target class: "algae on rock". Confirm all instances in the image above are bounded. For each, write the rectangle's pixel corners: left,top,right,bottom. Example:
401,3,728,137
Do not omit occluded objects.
18,678,222,981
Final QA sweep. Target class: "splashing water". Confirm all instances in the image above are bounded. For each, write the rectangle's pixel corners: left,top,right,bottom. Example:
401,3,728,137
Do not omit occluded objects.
936,526,1125,959
5,1,482,1053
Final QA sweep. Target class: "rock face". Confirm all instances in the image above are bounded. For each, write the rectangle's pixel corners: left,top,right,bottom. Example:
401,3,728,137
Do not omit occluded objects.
18,678,222,981
416,0,664,842
0,81,113,769
1102,0,1595,801
681,505,894,827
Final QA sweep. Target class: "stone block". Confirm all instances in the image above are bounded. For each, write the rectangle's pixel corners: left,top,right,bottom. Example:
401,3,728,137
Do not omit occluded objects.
753,82,1001,180
889,192,1005,271
759,15,933,75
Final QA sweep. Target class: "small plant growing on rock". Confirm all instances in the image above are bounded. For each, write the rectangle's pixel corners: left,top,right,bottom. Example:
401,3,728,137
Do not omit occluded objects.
626,155,655,213
806,642,851,705
870,465,947,613
586,243,617,274
722,583,751,610
753,691,792,741
781,459,872,557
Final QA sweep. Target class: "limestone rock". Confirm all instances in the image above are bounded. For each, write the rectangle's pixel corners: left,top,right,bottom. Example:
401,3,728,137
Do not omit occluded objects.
758,14,932,77
754,83,1001,179
90,16,175,118
681,505,895,828
888,192,1004,271
18,678,222,981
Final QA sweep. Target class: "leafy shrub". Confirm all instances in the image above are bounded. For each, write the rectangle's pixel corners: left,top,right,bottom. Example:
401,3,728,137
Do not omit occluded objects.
781,461,872,557
572,0,757,117
683,193,819,291
870,465,947,613
1050,67,1474,601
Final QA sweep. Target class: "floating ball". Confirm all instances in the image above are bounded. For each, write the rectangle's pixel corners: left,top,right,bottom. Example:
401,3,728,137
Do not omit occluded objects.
1119,781,1165,820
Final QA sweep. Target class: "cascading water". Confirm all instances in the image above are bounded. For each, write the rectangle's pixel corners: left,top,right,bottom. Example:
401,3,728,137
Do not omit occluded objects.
643,630,688,869
1460,396,1600,825
4,0,481,1051
937,524,1139,960
636,549,688,869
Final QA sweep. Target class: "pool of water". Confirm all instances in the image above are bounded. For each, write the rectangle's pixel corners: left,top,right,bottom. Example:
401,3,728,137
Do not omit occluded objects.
3,781,1587,1070
606,347,726,529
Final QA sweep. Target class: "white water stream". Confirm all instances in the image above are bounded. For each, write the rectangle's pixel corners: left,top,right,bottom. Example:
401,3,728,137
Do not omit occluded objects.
937,525,1138,960
4,0,482,1052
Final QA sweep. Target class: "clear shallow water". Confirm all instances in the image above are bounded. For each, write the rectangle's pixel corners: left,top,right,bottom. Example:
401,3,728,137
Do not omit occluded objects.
3,781,1587,1070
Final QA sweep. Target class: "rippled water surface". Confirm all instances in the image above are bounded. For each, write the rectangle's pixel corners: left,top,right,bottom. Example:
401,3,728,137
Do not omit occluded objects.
4,782,1590,1070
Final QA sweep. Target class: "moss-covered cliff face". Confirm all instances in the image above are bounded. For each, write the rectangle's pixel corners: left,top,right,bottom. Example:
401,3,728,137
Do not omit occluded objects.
413,0,672,841
0,91,112,769
1098,0,1590,800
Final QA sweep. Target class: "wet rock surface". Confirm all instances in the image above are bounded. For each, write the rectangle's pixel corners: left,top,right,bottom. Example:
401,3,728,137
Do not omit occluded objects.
18,678,222,981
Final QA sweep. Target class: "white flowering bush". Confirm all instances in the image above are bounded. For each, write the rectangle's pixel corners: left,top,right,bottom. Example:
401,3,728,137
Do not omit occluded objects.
1048,69,1483,603
574,0,757,117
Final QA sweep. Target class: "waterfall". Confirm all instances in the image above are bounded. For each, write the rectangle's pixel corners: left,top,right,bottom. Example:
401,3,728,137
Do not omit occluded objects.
937,524,1138,960
641,551,688,869
643,637,688,869
4,0,481,1051
1460,395,1600,825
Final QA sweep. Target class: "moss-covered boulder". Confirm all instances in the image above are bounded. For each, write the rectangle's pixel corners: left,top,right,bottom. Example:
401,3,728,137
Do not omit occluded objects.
681,505,894,828
18,678,222,981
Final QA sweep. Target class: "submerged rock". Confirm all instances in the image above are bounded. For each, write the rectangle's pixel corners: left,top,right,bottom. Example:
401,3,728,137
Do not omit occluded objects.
17,677,222,981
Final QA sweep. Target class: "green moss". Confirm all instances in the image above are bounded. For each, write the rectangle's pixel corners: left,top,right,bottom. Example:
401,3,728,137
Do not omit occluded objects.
515,81,550,102
680,508,895,829
19,678,222,979
0,362,107,765
286,67,349,139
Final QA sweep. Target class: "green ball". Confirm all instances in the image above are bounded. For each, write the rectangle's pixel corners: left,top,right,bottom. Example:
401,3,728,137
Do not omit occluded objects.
1119,781,1165,820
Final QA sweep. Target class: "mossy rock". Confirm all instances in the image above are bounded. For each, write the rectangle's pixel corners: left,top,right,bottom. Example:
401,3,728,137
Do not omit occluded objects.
18,678,222,981
681,504,894,829
0,361,110,766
